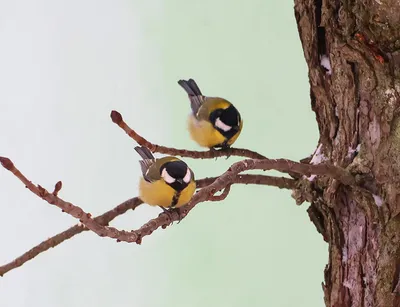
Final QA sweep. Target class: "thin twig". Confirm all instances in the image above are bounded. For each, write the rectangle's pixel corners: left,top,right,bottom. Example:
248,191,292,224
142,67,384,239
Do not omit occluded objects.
235,174,296,189
0,197,142,277
52,181,62,197
110,110,266,159
198,174,296,189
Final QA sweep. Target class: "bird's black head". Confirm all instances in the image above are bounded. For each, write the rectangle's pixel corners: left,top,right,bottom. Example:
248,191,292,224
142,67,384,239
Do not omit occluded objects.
209,104,241,139
160,160,192,191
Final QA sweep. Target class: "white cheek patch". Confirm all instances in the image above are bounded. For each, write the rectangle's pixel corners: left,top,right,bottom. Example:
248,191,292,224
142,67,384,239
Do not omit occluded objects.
183,168,191,183
161,168,176,184
215,118,232,132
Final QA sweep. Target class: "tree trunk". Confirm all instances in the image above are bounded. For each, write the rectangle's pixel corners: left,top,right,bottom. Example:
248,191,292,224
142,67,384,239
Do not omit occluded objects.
294,0,400,306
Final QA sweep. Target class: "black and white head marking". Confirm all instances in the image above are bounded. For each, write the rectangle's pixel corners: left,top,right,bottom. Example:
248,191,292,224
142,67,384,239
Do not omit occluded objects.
215,117,232,132
161,168,176,184
209,104,241,140
183,167,191,183
160,160,191,191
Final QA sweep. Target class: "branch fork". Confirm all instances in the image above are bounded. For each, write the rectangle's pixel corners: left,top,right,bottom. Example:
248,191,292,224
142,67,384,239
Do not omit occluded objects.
0,110,356,276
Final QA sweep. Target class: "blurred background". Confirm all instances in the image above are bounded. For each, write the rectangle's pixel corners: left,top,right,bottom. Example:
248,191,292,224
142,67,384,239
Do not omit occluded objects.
0,1,326,306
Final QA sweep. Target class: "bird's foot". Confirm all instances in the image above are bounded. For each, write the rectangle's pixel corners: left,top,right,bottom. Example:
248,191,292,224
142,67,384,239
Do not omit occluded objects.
219,145,232,159
159,206,183,224
159,206,174,224
210,144,231,160
209,147,219,161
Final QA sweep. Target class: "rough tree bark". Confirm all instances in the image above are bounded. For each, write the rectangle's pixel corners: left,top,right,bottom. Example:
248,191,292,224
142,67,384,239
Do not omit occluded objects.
294,0,400,306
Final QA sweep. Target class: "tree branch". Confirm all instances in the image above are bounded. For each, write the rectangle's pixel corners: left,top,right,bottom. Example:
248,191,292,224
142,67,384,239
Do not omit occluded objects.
110,110,266,159
198,174,297,190
133,158,357,243
0,162,295,276
0,114,352,276
0,156,354,246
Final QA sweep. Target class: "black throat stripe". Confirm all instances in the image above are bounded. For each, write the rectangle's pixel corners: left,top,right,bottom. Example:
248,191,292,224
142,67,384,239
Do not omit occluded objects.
170,191,181,208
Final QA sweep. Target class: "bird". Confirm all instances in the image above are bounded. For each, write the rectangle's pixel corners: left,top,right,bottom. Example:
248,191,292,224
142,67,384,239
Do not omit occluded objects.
178,78,243,150
134,146,196,209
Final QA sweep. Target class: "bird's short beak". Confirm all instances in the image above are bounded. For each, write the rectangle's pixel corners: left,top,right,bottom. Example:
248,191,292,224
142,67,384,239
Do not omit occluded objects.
176,178,184,184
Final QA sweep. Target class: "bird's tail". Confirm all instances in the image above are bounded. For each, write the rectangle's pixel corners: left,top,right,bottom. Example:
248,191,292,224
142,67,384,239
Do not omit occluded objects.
134,146,155,160
178,79,202,96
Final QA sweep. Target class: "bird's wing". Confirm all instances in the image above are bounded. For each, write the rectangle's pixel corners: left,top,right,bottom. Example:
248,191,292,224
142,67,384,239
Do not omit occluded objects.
135,146,158,182
186,79,202,95
138,159,156,182
135,146,155,160
190,96,206,117
196,97,233,122
178,79,202,96
178,79,206,117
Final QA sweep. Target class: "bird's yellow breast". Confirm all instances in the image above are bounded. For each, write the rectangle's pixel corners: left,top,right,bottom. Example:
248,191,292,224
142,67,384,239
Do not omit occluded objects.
187,114,242,148
139,178,196,208
187,114,226,148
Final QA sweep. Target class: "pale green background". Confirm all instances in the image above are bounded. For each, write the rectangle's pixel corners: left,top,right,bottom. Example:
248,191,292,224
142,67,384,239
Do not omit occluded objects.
0,1,326,306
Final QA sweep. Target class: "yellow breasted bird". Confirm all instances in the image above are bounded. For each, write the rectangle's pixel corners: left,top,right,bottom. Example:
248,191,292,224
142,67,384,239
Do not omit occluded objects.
178,78,243,149
135,146,196,208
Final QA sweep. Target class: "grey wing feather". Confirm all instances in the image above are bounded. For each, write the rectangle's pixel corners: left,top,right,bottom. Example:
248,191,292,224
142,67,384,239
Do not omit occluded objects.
178,79,202,96
187,79,202,95
135,146,155,181
178,80,196,96
135,146,155,160
138,160,154,181
178,79,205,116
189,97,204,117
